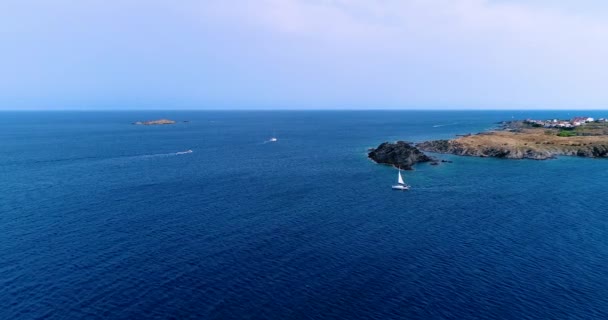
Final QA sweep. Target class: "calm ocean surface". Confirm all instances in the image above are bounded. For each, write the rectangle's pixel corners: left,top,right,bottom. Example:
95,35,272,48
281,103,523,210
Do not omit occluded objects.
2,111,608,319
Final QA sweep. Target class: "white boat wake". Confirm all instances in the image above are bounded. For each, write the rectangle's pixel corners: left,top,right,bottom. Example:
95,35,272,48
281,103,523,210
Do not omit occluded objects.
432,122,459,128
32,150,195,167
132,150,194,159
262,138,278,144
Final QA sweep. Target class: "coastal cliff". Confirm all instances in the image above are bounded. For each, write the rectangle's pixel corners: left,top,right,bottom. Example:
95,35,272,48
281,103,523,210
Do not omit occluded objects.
417,124,608,160
416,139,556,160
368,141,433,169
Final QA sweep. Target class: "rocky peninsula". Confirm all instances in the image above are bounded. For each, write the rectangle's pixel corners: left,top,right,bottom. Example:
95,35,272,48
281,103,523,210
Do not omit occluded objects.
417,119,608,160
133,119,176,125
368,141,433,169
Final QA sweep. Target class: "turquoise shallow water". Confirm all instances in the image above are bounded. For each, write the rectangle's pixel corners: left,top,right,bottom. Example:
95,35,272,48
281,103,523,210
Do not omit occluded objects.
2,111,608,319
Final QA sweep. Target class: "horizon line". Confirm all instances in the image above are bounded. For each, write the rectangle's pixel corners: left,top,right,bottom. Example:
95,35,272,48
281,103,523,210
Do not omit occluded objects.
3,108,608,112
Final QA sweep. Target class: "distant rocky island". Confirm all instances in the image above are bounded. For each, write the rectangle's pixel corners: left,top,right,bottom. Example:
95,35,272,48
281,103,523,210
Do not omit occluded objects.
418,118,608,160
133,119,176,125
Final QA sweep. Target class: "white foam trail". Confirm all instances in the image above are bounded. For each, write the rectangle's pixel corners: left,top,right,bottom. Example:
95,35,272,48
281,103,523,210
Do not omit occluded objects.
133,150,193,159
433,122,459,128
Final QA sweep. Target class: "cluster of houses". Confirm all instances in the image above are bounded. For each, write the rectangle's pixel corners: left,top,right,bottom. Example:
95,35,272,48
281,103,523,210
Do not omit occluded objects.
524,117,608,128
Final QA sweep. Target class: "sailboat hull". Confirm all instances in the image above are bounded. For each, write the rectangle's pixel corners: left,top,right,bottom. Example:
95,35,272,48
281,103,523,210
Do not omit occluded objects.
392,184,410,190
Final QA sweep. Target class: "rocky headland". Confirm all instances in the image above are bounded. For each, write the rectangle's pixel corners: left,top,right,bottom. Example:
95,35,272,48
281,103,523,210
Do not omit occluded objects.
133,119,176,125
368,141,433,169
417,120,608,160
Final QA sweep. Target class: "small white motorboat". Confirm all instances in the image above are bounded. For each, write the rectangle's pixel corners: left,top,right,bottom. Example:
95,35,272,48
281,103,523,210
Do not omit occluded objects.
269,137,278,142
392,168,410,190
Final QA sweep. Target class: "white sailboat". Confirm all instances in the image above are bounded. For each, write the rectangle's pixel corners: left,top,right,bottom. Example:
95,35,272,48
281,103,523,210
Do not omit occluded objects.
392,168,410,190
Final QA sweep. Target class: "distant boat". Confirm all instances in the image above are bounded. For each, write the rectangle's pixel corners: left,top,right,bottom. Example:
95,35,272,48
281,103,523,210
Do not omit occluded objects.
392,168,410,190
269,130,279,142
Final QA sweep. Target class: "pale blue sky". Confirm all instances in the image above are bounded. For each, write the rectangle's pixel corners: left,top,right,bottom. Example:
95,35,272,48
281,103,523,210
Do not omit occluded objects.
2,0,608,110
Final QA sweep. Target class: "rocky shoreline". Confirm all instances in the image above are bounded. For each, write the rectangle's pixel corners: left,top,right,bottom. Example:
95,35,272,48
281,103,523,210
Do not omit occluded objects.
416,120,608,160
417,138,608,159
416,139,557,160
370,120,608,166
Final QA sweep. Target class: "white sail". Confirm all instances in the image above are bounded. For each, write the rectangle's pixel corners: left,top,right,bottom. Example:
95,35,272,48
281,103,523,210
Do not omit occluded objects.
397,170,405,185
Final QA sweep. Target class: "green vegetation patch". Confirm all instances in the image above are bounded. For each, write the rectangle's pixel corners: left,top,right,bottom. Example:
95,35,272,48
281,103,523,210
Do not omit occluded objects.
557,130,577,137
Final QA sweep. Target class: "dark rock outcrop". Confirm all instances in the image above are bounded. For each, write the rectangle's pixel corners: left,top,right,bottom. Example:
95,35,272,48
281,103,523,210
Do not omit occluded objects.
368,141,433,170
575,145,608,157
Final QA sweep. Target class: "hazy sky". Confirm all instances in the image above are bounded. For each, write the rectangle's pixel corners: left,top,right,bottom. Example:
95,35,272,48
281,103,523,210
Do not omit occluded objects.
2,0,608,110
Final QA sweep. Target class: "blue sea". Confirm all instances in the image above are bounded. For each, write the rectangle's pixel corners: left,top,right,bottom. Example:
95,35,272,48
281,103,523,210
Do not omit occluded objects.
2,111,608,319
